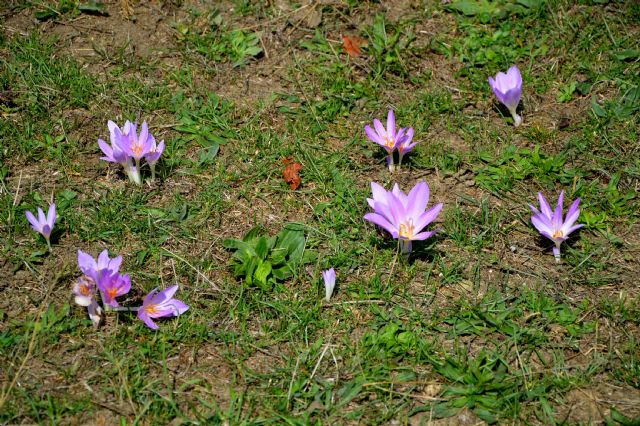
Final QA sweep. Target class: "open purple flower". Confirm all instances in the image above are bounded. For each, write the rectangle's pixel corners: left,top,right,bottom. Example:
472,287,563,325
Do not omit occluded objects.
137,285,189,330
322,268,336,301
364,181,443,254
529,191,583,262
365,110,414,171
25,203,56,250
96,269,131,308
120,121,154,163
488,65,523,127
78,249,123,284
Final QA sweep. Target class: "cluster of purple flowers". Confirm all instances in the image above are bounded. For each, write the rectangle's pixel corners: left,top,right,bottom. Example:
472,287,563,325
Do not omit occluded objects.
73,250,189,329
98,120,165,185
23,64,583,315
365,110,417,171
23,119,187,330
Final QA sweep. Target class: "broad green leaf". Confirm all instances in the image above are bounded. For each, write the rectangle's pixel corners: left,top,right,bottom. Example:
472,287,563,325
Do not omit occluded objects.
254,261,272,286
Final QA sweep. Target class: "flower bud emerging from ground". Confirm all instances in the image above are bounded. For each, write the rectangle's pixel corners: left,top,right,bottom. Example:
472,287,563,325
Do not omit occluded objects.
488,65,523,127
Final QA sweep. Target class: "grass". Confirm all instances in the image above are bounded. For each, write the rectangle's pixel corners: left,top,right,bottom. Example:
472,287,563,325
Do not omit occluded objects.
1,0,639,424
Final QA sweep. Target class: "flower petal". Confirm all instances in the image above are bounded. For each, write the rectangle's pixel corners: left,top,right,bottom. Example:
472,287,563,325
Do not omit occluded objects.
364,212,397,237
537,193,553,219
386,110,396,140
25,210,40,231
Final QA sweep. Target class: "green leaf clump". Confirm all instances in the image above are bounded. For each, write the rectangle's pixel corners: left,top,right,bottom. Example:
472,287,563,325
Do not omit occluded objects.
223,223,315,290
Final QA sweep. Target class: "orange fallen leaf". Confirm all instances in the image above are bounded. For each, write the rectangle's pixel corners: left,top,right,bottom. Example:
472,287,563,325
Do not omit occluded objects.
342,35,367,57
283,157,303,190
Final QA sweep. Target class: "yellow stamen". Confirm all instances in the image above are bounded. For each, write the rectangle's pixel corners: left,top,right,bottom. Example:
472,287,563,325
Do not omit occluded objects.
552,230,563,240
132,143,143,157
80,284,91,296
107,288,119,299
384,137,395,148
145,304,159,314
398,220,415,239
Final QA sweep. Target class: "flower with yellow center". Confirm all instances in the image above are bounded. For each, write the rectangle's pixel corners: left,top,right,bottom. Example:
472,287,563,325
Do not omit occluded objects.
364,181,443,255
529,191,583,262
137,285,189,330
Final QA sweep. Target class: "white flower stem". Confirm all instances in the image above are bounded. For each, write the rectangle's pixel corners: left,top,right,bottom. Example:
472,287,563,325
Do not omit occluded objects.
399,239,412,256
387,155,396,172
124,159,142,185
510,108,522,127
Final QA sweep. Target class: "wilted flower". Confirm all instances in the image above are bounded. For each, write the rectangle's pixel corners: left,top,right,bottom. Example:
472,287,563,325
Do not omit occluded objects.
78,249,123,284
137,285,189,330
529,191,583,262
73,275,97,307
322,268,336,302
365,110,415,171
488,65,523,127
25,203,56,250
364,181,442,254
87,300,103,327
73,276,103,327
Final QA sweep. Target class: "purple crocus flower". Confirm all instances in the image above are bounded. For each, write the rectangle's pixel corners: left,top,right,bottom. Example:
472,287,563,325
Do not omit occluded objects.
73,275,97,307
322,268,336,301
78,249,123,284
396,127,418,167
488,65,523,127
120,121,154,163
143,135,165,181
529,191,583,262
365,110,411,172
364,181,443,254
98,120,141,185
137,285,189,330
25,203,56,250
73,275,103,327
96,269,131,308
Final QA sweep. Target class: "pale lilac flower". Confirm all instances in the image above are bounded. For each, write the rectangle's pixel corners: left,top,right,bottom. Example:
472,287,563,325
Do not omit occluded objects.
488,65,523,127
364,181,443,254
396,127,418,167
529,191,583,262
73,276,103,327
98,120,141,185
77,249,123,284
144,136,165,181
137,285,189,330
120,121,154,163
25,203,56,250
73,275,97,307
365,110,412,171
322,268,336,301
96,269,131,308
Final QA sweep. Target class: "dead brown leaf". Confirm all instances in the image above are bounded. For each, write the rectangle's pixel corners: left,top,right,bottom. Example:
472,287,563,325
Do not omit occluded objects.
283,157,303,190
